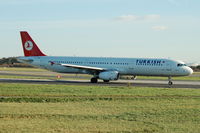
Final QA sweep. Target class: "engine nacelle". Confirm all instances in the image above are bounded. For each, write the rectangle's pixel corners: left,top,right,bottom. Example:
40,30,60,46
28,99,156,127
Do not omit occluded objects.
99,71,119,81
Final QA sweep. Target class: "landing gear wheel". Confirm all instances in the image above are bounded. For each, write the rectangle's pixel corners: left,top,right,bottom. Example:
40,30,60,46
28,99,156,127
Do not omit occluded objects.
91,78,98,83
131,76,137,80
168,81,173,85
103,80,109,83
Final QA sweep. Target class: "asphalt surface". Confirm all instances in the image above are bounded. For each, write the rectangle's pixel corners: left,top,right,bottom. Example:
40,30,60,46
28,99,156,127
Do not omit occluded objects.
0,78,200,89
0,70,200,88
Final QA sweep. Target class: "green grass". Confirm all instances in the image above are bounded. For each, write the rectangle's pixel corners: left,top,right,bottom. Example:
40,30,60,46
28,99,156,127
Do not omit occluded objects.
0,83,200,132
1,83,200,97
121,73,200,81
192,72,200,75
137,76,200,81
0,75,56,80
0,67,47,72
0,75,89,81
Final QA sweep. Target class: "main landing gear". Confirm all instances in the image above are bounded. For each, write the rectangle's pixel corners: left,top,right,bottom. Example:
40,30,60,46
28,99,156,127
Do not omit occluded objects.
91,77,98,83
168,76,173,86
90,78,110,83
103,80,109,83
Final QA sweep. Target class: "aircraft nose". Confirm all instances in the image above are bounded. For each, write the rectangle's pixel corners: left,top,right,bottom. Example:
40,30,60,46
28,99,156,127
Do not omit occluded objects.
185,67,193,75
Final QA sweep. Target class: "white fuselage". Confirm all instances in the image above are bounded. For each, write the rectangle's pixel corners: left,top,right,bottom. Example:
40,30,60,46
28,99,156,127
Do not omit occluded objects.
18,56,193,77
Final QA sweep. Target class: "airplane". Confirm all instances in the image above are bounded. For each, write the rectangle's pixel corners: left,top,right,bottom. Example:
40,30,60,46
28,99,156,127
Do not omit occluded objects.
17,31,193,85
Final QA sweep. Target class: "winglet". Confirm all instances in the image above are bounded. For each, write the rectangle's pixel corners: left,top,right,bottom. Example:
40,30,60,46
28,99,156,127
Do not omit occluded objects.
20,31,46,56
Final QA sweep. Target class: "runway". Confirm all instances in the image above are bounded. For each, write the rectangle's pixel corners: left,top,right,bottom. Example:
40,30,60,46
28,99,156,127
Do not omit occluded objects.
0,78,200,89
0,68,200,88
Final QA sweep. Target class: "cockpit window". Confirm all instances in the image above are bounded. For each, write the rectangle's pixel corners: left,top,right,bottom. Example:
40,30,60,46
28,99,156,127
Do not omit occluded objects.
177,63,187,67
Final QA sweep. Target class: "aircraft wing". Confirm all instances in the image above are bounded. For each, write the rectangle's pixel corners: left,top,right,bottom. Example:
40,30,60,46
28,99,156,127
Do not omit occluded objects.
60,63,105,71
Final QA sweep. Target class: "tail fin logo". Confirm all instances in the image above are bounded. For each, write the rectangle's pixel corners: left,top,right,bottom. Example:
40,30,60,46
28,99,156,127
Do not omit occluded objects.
24,41,33,51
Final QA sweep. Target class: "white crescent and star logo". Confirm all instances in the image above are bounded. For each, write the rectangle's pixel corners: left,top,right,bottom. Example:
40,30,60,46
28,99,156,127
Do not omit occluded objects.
24,41,33,51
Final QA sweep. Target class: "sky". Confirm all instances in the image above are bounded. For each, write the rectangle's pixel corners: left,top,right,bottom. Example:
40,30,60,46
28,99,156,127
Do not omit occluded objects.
0,0,199,63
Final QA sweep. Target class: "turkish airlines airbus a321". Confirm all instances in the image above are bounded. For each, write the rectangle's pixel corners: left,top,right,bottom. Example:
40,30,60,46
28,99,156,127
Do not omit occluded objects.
17,31,193,85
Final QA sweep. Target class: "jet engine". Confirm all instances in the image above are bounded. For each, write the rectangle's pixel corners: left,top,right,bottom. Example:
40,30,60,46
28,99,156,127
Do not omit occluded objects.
99,71,119,81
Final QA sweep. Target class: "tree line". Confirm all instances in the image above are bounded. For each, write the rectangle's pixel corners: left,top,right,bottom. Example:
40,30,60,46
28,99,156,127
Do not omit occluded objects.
0,57,33,67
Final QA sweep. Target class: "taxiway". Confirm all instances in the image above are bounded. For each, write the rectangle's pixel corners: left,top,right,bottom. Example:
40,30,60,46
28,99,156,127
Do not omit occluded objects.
0,78,200,89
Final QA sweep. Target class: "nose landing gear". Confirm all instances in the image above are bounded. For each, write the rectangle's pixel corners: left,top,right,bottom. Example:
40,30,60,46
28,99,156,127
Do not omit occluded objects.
131,75,137,80
168,76,173,86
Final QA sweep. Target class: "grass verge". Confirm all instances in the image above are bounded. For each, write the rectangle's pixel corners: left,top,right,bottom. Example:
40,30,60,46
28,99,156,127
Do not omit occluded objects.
0,83,200,132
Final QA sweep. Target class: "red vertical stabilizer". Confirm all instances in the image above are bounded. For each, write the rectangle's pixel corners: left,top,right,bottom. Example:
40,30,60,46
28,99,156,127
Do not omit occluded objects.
20,31,46,56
